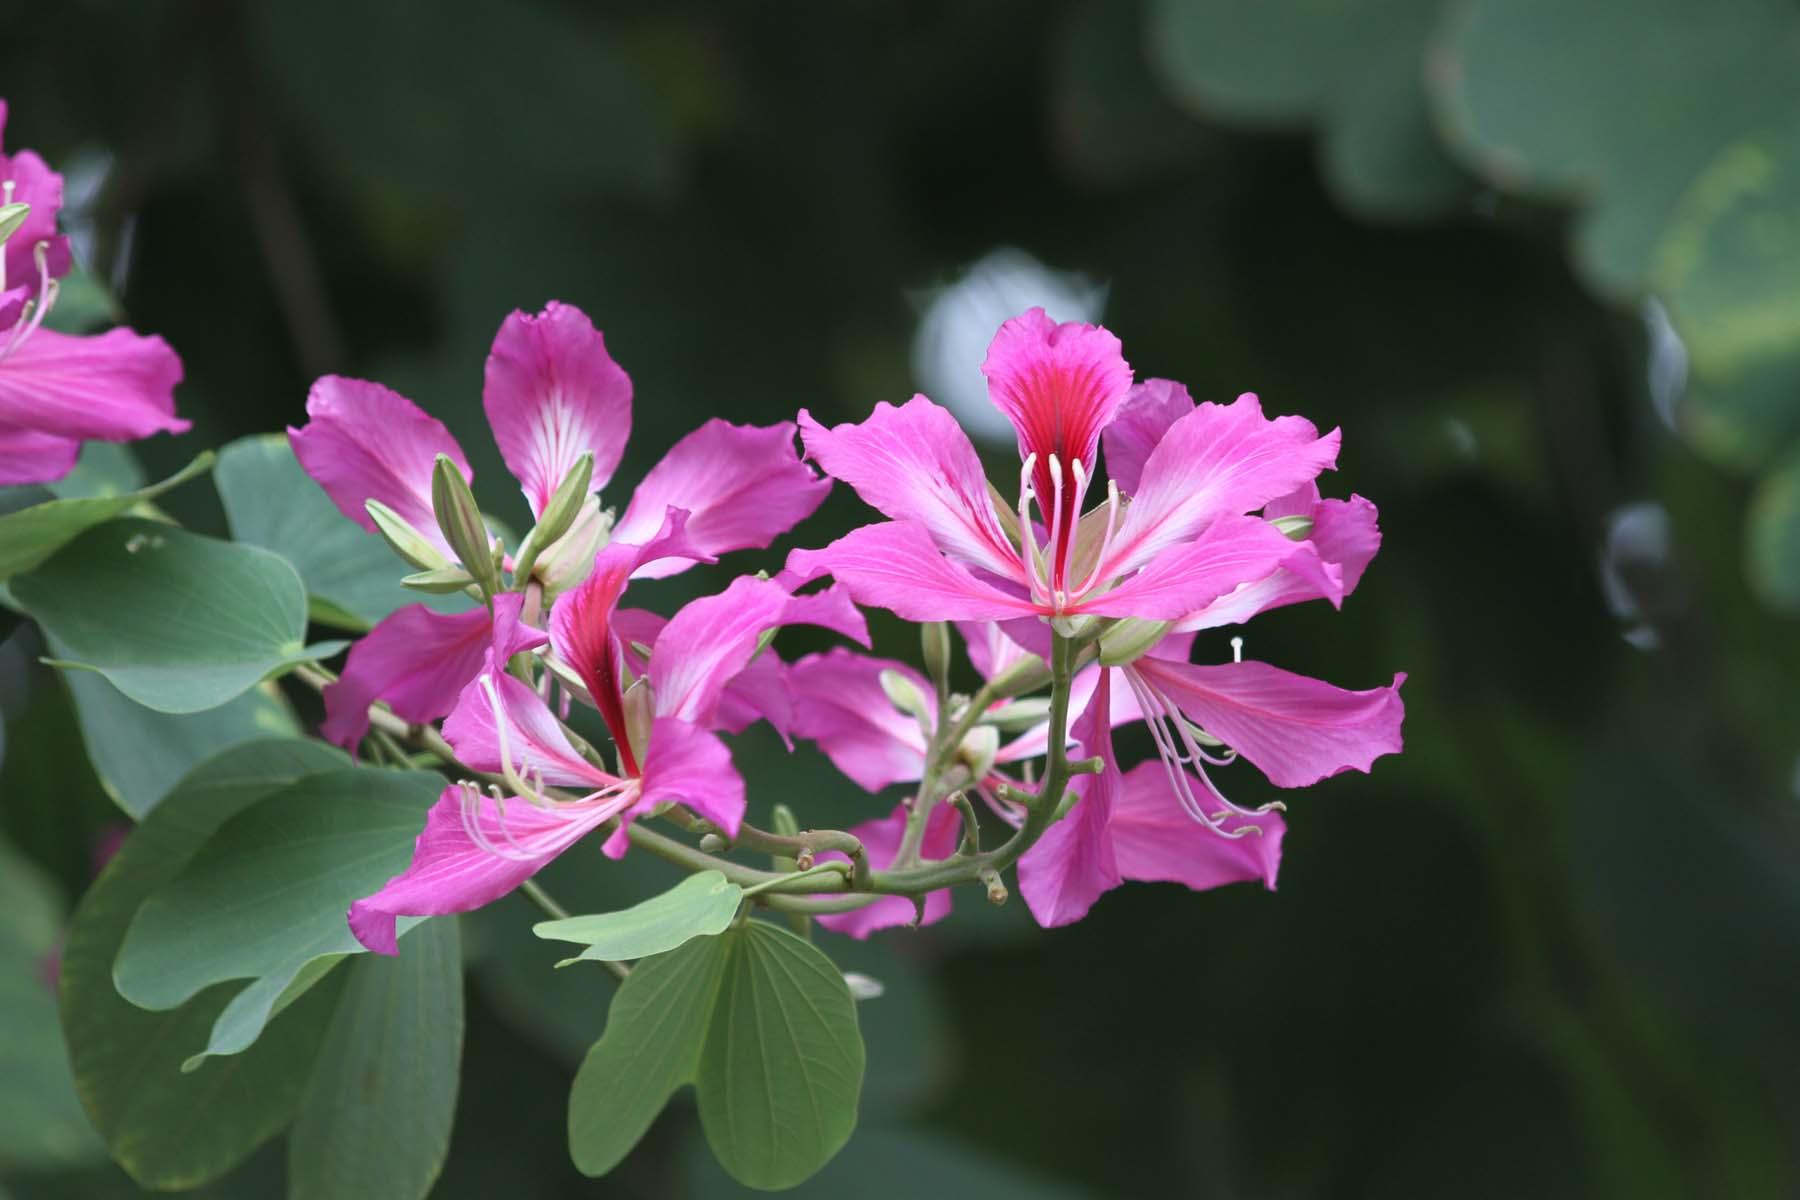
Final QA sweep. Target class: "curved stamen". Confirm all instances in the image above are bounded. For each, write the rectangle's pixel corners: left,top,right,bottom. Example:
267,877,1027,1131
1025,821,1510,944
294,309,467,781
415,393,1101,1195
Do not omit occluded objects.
1045,453,1067,602
1122,667,1265,837
1016,453,1051,605
0,242,57,365
1066,479,1122,603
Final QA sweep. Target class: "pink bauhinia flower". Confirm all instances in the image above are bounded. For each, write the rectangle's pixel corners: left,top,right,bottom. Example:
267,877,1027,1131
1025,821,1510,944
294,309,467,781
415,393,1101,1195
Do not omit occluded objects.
294,299,831,748
0,100,187,485
346,559,868,954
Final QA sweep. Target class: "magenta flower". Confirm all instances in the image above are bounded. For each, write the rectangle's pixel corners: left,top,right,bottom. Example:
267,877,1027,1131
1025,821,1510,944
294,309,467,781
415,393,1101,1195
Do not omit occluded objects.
0,100,186,485
294,300,831,748
347,556,868,954
786,308,1340,624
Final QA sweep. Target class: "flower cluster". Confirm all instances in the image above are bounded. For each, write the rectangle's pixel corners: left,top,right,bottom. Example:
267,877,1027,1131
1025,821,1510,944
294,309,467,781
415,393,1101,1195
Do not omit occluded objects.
0,99,186,484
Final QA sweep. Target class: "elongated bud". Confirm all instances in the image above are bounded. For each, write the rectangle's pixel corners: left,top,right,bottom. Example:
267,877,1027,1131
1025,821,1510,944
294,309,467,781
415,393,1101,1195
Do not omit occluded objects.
401,565,478,594
920,622,951,694
534,496,613,596
513,451,594,583
431,454,499,597
1098,617,1170,667
771,804,801,839
365,499,452,572
1271,513,1314,540
879,668,933,728
979,696,1053,732
0,202,30,245
954,724,1000,779
621,678,655,774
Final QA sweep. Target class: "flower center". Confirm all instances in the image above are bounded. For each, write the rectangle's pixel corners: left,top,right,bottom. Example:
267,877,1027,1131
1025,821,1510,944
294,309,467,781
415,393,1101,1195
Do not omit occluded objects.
1015,451,1124,614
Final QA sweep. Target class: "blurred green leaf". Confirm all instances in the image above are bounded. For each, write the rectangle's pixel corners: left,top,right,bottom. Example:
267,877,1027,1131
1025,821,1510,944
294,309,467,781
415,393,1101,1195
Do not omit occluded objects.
0,455,211,581
12,518,342,713
535,870,743,965
45,443,145,501
58,740,351,1189
1748,450,1800,611
289,917,463,1200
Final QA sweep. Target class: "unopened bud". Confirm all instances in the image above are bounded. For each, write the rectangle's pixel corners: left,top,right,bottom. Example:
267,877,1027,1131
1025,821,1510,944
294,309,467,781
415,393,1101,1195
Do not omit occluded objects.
1271,513,1314,540
0,202,30,245
699,833,728,853
401,565,478,594
920,622,951,693
771,804,800,839
878,668,933,726
1098,618,1170,667
431,455,499,597
955,724,1000,779
534,496,612,596
980,696,1053,732
514,452,594,582
366,499,452,573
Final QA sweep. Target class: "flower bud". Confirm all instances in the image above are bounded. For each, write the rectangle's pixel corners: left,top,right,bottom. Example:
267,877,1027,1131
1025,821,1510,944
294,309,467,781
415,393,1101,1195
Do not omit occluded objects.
0,202,30,245
878,668,933,727
980,696,1053,732
920,622,951,694
365,499,453,573
513,451,594,583
1098,617,1170,667
954,724,1000,779
1271,513,1314,540
432,454,500,598
401,565,478,594
534,496,613,597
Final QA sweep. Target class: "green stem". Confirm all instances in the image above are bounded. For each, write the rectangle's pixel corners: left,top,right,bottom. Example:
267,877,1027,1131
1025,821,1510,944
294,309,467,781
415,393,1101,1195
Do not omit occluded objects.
519,878,570,921
740,862,851,899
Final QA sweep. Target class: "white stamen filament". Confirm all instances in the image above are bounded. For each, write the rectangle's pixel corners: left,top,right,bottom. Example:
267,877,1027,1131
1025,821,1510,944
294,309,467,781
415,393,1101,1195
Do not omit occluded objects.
0,241,58,366
1045,453,1067,604
1122,668,1269,838
1016,453,1052,605
1065,479,1122,601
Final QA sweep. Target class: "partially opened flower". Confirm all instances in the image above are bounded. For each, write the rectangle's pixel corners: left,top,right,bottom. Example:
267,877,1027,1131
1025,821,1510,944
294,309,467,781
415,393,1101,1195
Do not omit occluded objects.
346,559,868,954
296,300,831,749
0,99,187,485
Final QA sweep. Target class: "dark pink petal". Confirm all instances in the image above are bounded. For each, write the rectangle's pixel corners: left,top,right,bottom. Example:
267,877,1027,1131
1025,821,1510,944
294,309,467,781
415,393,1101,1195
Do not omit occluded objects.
789,649,931,792
602,717,745,857
1101,378,1193,495
1,133,67,298
798,398,1020,581
1108,761,1283,891
548,539,640,768
320,602,495,749
1099,394,1339,580
615,606,794,740
613,419,831,579
0,328,186,443
649,576,868,727
289,375,470,556
1017,668,1122,927
998,661,1145,763
1176,494,1381,631
348,785,610,955
955,620,1038,681
1078,512,1320,620
785,521,1041,622
980,308,1132,516
442,666,612,790
1130,657,1405,788
814,802,960,939
483,301,631,518
0,423,79,484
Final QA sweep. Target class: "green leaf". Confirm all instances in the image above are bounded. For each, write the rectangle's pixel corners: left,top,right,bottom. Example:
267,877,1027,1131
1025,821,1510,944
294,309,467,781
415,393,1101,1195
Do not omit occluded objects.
568,921,865,1189
112,767,443,1065
289,917,464,1200
1748,450,1800,612
696,922,865,1190
216,435,470,631
46,442,146,501
57,656,299,819
58,739,352,1189
0,837,104,1169
0,454,212,582
535,870,743,965
11,518,343,713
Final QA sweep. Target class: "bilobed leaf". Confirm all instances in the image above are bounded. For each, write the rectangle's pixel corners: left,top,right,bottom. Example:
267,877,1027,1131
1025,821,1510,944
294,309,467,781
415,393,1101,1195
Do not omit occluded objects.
11,518,343,713
0,453,212,581
289,917,464,1200
216,435,469,631
535,870,743,965
697,922,865,1190
58,739,352,1189
112,767,442,1064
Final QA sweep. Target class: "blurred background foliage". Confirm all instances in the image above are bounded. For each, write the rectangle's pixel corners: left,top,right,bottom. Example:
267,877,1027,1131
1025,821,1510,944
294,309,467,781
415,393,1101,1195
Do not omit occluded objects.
2,0,1798,1196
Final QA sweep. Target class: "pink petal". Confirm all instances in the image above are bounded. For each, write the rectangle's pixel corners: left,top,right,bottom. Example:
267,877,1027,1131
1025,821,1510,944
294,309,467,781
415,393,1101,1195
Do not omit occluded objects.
1078,512,1321,620
602,717,745,857
980,307,1132,507
289,375,470,557
548,538,641,768
1129,658,1405,788
785,521,1041,622
788,649,931,792
0,423,79,485
798,397,1020,581
1109,761,1284,892
649,576,869,727
1017,668,1122,927
348,784,610,954
0,328,187,443
1100,378,1193,495
955,620,1037,682
615,606,794,741
814,802,960,939
998,660,1145,763
442,665,613,789
1176,494,1381,631
482,301,631,518
613,419,831,579
1,134,67,299
1099,394,1339,580
320,601,497,749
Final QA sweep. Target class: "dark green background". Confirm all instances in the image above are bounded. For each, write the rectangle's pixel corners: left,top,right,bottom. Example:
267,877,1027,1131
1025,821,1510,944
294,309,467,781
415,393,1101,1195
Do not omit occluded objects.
3,2,1797,1197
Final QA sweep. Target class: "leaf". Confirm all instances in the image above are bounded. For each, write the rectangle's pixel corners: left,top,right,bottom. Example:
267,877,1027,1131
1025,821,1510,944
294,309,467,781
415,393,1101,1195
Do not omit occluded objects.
11,518,344,713
0,837,104,1169
216,434,470,631
1748,450,1800,612
696,922,865,1190
288,917,464,1200
58,739,352,1189
46,442,145,500
112,767,443,1066
0,453,212,581
57,655,299,819
568,921,865,1189
534,870,743,965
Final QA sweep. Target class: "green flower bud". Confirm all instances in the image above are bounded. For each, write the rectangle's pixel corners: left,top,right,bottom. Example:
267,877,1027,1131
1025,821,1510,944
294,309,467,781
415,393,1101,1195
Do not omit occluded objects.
431,454,499,598
1098,617,1171,667
401,565,478,594
365,499,452,573
1271,513,1314,540
513,451,594,583
920,621,951,693
879,667,933,726
534,495,613,596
